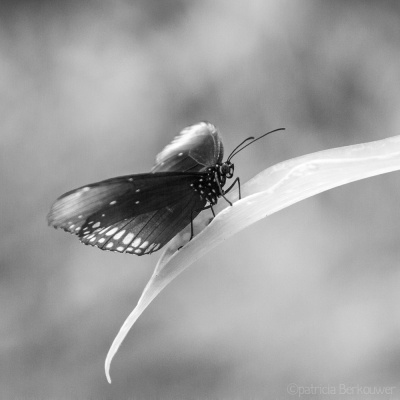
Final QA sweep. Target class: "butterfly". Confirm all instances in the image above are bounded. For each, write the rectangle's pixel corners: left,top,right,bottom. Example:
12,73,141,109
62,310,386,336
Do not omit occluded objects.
47,122,283,255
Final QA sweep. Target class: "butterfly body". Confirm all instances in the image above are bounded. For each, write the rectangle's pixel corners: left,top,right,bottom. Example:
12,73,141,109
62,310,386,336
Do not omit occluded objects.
48,122,235,255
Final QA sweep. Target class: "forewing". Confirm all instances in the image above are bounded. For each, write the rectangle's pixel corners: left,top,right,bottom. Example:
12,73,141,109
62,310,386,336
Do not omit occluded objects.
152,121,224,173
80,192,207,255
47,172,204,240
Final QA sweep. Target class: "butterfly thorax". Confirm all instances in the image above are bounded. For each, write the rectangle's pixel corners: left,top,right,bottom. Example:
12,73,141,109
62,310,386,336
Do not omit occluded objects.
190,161,234,205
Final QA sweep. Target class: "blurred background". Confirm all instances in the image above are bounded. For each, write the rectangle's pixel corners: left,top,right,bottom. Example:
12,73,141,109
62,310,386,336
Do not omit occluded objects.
1,0,400,398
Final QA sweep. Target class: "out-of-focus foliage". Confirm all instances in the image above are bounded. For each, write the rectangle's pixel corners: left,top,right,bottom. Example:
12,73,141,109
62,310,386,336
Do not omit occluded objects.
1,0,399,398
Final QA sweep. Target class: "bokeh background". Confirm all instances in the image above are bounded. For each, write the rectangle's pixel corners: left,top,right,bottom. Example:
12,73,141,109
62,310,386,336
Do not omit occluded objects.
1,1,400,399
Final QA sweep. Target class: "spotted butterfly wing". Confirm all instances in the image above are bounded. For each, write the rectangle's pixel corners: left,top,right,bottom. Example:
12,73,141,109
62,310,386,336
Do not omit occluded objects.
152,121,223,173
47,122,224,255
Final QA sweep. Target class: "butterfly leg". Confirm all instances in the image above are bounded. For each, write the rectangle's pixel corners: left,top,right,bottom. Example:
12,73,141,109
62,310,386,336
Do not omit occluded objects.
223,177,241,200
188,205,214,240
178,205,214,251
215,172,233,206
215,173,241,205
210,205,216,217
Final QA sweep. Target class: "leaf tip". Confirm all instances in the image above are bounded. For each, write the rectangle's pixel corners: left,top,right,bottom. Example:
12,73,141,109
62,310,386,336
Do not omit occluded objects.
105,358,112,384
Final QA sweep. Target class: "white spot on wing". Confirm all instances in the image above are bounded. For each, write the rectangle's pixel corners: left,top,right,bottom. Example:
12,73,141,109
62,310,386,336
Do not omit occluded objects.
147,243,156,252
106,227,118,236
82,187,90,192
106,242,114,248
116,246,124,252
132,238,141,247
109,200,117,205
113,230,125,240
123,233,135,245
139,241,149,249
98,238,105,243
93,222,100,228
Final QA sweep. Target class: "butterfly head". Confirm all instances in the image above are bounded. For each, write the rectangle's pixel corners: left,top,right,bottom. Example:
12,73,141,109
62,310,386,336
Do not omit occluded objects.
219,161,234,179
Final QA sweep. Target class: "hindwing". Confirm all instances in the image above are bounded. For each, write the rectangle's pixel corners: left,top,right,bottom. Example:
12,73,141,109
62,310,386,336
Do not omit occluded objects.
47,172,208,254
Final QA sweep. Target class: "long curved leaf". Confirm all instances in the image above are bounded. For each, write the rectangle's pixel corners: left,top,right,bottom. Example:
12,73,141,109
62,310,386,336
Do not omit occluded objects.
105,134,400,383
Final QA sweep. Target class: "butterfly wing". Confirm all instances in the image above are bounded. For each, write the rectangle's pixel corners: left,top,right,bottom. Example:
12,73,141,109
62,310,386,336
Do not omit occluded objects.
48,122,224,255
80,192,206,255
152,121,224,173
47,172,207,255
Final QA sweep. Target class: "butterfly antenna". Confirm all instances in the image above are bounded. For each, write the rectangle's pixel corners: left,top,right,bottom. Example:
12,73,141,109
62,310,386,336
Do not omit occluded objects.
227,128,285,161
226,136,255,161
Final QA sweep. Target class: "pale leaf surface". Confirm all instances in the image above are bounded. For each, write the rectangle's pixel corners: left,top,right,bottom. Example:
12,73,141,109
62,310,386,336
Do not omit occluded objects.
106,134,400,383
